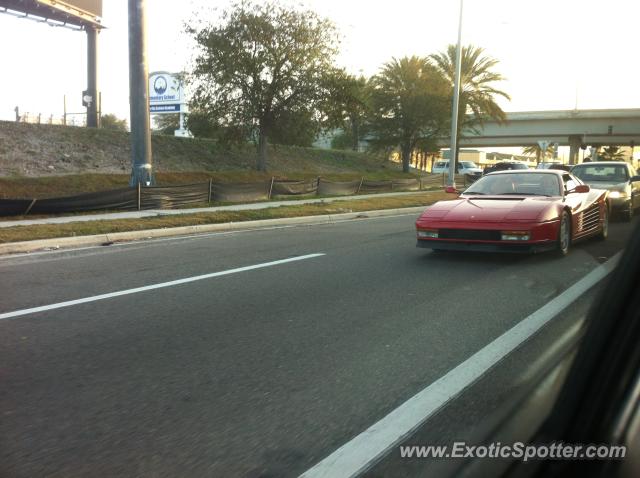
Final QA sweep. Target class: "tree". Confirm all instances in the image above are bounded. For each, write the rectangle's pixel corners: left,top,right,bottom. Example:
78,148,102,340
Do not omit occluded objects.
368,56,450,172
268,108,319,147
330,130,357,150
598,146,626,161
430,45,510,167
323,70,370,151
100,114,127,132
187,1,339,170
522,144,556,164
152,114,179,135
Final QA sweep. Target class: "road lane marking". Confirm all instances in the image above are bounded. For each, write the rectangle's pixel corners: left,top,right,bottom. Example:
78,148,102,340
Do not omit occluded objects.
0,253,325,320
299,251,622,478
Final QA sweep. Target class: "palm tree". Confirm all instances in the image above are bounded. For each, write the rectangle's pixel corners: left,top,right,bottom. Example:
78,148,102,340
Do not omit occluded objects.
368,56,450,172
598,146,626,161
522,144,556,164
430,45,510,167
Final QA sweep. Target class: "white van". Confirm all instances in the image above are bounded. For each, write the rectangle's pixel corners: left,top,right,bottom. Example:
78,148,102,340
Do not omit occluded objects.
431,159,483,176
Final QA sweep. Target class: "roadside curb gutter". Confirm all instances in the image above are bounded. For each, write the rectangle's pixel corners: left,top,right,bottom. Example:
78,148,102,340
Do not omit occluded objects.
0,206,426,255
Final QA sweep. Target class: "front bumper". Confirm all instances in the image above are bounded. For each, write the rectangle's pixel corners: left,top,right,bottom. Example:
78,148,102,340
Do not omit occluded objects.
609,197,632,212
415,218,561,254
416,239,557,254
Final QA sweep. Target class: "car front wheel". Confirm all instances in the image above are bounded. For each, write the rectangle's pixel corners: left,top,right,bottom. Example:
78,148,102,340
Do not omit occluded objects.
597,207,609,241
557,211,571,256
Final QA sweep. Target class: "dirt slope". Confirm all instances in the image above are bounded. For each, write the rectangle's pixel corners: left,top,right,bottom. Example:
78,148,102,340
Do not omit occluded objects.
0,121,393,177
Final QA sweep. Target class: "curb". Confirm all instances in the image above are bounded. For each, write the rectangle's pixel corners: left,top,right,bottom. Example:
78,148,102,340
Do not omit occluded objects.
0,190,438,229
0,206,426,255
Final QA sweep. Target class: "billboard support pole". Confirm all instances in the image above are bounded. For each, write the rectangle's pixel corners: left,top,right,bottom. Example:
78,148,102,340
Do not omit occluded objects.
86,25,99,127
128,0,154,186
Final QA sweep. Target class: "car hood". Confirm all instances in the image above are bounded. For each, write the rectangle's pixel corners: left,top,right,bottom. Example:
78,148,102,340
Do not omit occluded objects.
580,180,627,192
418,196,556,222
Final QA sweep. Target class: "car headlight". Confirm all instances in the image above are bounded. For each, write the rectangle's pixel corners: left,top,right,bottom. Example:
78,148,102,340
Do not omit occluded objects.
609,189,629,199
417,229,439,238
501,231,530,241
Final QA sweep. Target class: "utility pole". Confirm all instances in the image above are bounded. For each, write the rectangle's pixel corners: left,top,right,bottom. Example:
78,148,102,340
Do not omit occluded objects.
128,0,154,186
85,25,99,127
448,0,464,188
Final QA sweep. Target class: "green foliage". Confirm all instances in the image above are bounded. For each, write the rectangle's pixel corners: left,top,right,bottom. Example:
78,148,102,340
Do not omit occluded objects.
269,109,319,147
152,114,180,135
100,114,127,132
323,70,371,151
430,45,510,134
522,144,557,163
187,1,339,170
330,130,357,150
367,56,450,172
598,146,626,161
183,110,227,140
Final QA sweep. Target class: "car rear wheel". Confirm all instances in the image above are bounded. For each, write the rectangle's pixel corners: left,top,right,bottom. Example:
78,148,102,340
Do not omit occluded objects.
597,207,609,240
557,211,571,256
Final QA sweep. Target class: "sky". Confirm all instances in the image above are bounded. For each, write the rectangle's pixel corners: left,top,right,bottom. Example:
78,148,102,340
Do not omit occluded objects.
1,0,639,126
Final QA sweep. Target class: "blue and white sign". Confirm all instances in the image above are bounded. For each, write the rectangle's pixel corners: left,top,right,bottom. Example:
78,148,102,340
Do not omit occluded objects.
148,71,182,108
149,70,191,137
150,104,181,113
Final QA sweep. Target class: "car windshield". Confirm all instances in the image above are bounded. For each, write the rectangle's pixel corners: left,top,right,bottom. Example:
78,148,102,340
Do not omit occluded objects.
464,173,560,196
460,161,478,169
434,161,448,168
572,164,629,183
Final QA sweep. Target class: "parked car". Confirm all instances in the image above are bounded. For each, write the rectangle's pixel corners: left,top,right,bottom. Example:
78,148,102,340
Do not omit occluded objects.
547,164,572,172
570,161,640,221
536,161,563,169
431,159,483,176
482,161,530,175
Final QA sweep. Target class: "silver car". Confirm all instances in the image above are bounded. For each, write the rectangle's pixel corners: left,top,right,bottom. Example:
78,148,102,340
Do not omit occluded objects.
431,159,483,176
571,161,640,221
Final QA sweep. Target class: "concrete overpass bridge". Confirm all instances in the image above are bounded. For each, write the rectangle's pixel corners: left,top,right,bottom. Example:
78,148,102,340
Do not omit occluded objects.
437,108,640,164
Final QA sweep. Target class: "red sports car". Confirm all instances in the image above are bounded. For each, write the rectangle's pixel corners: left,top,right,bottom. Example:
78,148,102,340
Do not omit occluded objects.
415,170,609,255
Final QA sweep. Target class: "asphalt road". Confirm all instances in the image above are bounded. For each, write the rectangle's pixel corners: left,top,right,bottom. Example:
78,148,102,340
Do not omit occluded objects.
0,213,635,477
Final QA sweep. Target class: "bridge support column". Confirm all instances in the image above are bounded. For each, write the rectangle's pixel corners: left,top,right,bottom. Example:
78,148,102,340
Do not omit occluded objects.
568,135,581,165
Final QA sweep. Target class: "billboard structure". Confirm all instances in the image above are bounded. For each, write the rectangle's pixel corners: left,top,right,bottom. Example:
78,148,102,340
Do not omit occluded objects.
0,0,101,28
0,0,103,127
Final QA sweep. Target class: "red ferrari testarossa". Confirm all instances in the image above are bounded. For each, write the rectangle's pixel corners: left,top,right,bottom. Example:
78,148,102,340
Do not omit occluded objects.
416,170,609,255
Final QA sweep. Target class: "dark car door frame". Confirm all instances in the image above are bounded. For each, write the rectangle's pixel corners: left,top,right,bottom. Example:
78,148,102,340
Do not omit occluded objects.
516,219,640,478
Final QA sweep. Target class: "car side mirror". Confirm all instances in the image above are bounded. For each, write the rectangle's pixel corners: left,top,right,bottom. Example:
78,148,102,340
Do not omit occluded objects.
572,184,590,193
445,186,459,194
631,175,640,182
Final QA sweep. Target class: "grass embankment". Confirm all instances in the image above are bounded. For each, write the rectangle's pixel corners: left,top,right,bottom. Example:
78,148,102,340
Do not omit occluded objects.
0,121,415,198
0,191,450,244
